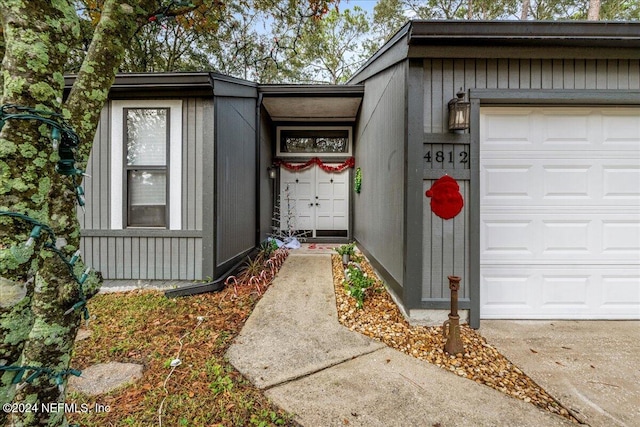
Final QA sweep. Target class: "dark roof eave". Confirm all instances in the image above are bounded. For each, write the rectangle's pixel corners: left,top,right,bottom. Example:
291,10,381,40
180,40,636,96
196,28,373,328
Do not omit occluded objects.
408,20,640,47
65,71,257,95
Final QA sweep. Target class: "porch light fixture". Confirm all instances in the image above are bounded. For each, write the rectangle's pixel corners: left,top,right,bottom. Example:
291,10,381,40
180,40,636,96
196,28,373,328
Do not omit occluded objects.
268,165,277,179
448,88,470,132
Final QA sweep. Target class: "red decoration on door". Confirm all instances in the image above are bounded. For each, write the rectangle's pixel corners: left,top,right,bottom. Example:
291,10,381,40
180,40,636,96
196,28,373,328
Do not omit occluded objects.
275,157,355,173
425,175,464,220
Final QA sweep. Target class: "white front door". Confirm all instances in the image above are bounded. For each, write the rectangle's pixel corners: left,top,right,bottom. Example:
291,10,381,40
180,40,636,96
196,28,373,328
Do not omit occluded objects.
280,165,349,237
480,107,640,319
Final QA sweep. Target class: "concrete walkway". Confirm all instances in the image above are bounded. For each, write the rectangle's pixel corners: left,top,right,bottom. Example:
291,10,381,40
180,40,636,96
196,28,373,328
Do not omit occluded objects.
226,250,575,427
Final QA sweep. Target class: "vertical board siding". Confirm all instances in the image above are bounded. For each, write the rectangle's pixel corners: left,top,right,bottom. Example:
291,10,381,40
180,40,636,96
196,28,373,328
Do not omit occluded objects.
354,61,407,286
422,180,470,300
80,237,202,280
182,98,206,231
78,103,111,230
422,59,640,133
421,57,640,303
80,97,209,280
215,97,256,268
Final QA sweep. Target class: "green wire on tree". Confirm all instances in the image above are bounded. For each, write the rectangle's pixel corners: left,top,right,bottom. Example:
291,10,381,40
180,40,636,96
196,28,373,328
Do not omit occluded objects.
0,365,82,386
0,211,91,319
0,104,86,206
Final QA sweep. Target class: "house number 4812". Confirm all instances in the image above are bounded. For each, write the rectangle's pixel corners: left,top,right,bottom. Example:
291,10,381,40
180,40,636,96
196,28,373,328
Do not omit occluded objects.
424,150,469,164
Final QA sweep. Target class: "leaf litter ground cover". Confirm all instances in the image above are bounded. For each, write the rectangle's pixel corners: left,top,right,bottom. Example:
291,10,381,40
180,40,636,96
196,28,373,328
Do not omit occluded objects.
68,286,293,426
332,254,580,424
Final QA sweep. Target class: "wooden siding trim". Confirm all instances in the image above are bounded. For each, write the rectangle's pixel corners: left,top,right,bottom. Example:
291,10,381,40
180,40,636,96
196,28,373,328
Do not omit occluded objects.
423,133,470,144
81,229,202,237
419,298,471,310
404,59,425,310
469,89,640,104
468,99,481,329
409,46,640,60
201,99,215,278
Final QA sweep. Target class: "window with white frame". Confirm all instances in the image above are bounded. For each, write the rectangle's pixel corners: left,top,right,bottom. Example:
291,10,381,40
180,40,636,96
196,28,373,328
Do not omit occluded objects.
111,100,182,229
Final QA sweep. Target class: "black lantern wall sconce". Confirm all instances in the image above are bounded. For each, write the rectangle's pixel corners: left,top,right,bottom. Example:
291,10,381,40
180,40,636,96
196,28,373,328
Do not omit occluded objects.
448,88,471,132
268,165,277,179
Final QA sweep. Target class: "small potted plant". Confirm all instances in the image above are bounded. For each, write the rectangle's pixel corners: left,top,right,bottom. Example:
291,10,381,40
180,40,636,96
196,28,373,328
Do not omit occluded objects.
335,242,356,265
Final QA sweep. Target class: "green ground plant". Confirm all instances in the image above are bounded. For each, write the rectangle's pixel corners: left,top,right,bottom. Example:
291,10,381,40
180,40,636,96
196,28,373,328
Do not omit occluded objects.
343,264,375,309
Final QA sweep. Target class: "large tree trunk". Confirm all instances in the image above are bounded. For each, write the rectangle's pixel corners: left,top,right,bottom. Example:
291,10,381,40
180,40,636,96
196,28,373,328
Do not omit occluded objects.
587,0,601,20
0,3,81,425
0,1,155,426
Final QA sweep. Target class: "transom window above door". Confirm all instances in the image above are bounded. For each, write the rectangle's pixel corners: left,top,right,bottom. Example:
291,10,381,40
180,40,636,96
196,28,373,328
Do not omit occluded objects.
277,126,352,157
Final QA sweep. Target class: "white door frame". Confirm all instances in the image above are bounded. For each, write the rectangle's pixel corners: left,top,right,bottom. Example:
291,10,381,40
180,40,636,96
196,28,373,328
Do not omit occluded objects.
279,165,349,238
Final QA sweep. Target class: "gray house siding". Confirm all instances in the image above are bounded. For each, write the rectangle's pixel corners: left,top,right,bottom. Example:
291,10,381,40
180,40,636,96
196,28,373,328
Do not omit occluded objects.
423,59,640,137
354,61,407,295
420,57,640,316
214,96,257,271
79,97,209,280
348,21,640,327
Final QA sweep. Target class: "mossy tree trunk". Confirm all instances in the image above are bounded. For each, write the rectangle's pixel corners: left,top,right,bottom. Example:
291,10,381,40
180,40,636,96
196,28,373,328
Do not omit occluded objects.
0,1,161,425
0,0,332,425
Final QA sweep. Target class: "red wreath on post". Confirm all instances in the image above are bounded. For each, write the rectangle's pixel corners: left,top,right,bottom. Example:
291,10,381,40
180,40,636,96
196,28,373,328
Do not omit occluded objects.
425,175,464,220
275,157,355,173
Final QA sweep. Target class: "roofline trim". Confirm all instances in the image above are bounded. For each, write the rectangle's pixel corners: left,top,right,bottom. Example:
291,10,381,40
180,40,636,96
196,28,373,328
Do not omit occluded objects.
65,71,258,92
408,20,640,43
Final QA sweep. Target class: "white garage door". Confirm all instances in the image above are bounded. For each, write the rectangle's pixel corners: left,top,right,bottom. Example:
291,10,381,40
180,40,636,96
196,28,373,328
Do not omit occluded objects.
480,107,640,319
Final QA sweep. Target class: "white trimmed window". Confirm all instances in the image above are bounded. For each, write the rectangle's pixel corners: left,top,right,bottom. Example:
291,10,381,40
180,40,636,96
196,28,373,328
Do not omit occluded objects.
111,100,182,229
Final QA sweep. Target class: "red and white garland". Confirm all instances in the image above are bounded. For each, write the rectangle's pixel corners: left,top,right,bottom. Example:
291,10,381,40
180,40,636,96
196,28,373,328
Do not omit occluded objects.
275,157,355,173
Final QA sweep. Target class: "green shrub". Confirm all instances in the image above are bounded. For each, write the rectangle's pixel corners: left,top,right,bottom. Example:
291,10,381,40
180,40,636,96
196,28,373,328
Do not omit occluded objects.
335,242,356,256
343,265,375,309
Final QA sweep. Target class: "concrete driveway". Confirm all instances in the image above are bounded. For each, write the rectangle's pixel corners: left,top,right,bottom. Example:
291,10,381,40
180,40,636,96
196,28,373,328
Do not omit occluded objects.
479,320,640,427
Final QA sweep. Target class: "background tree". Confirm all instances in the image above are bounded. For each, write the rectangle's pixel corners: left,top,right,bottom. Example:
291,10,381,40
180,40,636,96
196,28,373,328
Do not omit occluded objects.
370,0,638,48
0,1,334,426
587,0,600,18
296,6,371,84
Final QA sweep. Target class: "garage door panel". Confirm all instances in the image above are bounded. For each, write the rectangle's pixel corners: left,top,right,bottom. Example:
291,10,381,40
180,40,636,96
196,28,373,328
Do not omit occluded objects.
482,266,640,318
481,273,533,315
603,165,640,199
482,110,535,148
541,113,592,146
543,165,591,199
481,220,535,256
482,213,639,262
602,221,640,254
601,274,640,309
482,165,533,200
480,107,640,319
482,159,640,206
602,113,640,146
483,107,640,152
541,275,591,308
542,221,591,254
